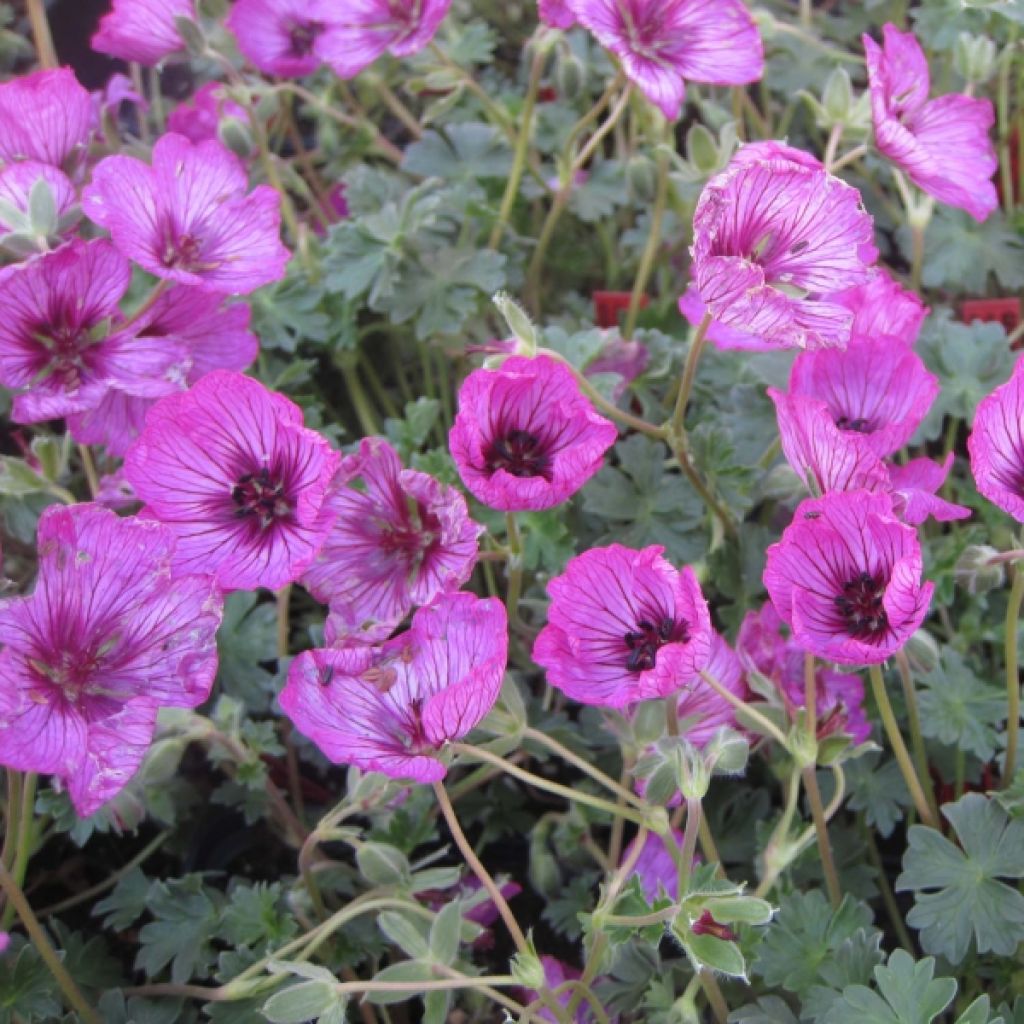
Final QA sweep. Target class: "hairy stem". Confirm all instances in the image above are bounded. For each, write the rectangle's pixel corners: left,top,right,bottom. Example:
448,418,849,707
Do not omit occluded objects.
895,650,938,820
1003,565,1024,785
803,765,842,908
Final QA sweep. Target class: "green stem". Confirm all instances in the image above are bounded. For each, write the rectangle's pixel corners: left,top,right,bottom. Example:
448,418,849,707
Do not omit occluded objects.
998,32,1018,215
861,817,914,952
1,773,36,932
677,797,701,897
802,765,842,908
623,147,669,339
701,974,729,1024
756,768,803,897
505,512,524,625
452,743,658,830
895,650,938,821
828,143,868,174
78,443,100,499
868,664,938,828
0,858,102,1023
522,727,648,810
489,48,545,248
822,123,843,171
1003,565,1024,785
699,670,789,746
340,364,380,436
799,0,812,29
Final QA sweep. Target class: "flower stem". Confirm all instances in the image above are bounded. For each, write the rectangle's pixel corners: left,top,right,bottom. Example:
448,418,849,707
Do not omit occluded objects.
623,145,669,339
755,768,802,897
489,47,545,249
868,664,938,828
677,797,701,897
522,727,648,810
26,0,57,69
699,670,788,747
340,363,380,436
861,815,914,952
1,772,36,932
827,143,868,174
1003,565,1024,785
505,512,524,624
701,974,729,1024
452,743,657,829
0,858,102,1024
802,765,842,908
799,0,813,29
822,123,843,171
895,649,938,820
78,444,100,499
998,31,1019,215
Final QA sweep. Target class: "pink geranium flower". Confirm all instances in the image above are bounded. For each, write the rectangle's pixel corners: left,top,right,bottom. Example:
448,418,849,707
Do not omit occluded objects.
0,503,222,816
279,593,507,782
226,0,338,77
832,269,927,345
768,388,890,495
738,603,870,744
449,355,616,512
0,68,94,169
0,160,76,234
317,0,453,79
302,437,481,640
569,0,763,121
124,370,339,592
92,0,193,65
889,455,970,526
668,632,748,746
864,24,997,221
167,82,249,144
763,491,933,665
83,133,289,295
789,338,939,457
0,239,185,424
969,359,1024,522
539,0,576,28
691,149,876,350
68,287,258,456
533,544,712,707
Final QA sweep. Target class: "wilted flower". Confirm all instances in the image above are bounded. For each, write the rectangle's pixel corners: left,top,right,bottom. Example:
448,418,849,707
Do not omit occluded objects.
864,24,997,221
789,338,939,457
768,388,890,495
302,437,482,640
0,239,184,424
533,544,712,707
91,0,194,65
124,370,339,591
0,68,94,168
969,359,1024,522
569,0,764,121
538,0,575,28
317,0,453,79
166,82,249,143
68,287,258,456
691,148,876,350
280,593,507,782
0,160,76,235
449,355,616,511
0,503,222,816
763,491,933,665
83,132,289,295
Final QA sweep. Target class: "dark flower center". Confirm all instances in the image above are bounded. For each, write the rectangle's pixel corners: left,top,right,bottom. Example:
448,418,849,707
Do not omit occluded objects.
623,617,688,673
286,19,322,57
232,467,291,530
834,571,889,639
30,319,95,387
162,231,204,271
380,501,442,564
835,414,873,433
485,429,552,480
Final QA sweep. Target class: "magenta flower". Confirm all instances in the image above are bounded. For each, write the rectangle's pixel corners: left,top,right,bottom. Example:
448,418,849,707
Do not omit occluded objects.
789,338,938,458
669,632,749,745
533,544,712,707
832,269,927,345
317,0,453,79
302,437,481,640
92,0,193,65
969,359,1024,522
587,336,650,400
124,370,340,592
167,82,249,144
768,388,890,496
764,491,933,666
569,0,763,121
0,160,76,234
226,0,337,77
539,0,576,28
449,355,617,512
691,151,876,350
68,287,258,456
0,239,185,424
83,133,289,295
525,958,587,1024
889,455,970,526
0,503,222,816
0,69,94,169
864,25,997,222
280,593,507,783
624,828,686,902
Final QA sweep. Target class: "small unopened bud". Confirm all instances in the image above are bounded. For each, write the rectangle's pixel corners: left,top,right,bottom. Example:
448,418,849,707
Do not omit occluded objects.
492,292,538,355
955,32,998,85
173,15,206,57
556,52,585,100
954,544,1005,594
822,68,853,123
905,629,941,675
511,949,546,991
218,116,254,159
685,123,719,175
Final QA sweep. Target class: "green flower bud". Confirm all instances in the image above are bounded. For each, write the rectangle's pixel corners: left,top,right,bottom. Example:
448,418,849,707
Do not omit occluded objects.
954,32,998,85
954,544,1005,594
493,292,538,355
626,154,658,203
904,628,941,674
685,122,719,175
173,15,206,57
511,948,546,991
556,52,585,101
761,463,805,502
218,116,254,159
822,68,853,123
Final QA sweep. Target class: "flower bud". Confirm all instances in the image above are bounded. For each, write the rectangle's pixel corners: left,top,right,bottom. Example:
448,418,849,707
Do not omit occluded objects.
761,463,806,503
633,699,668,747
904,628,941,674
685,123,719,175
954,544,1005,594
492,292,538,356
218,116,254,159
626,154,658,203
822,68,853,123
955,32,997,85
173,15,207,57
556,51,585,100
511,949,546,991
